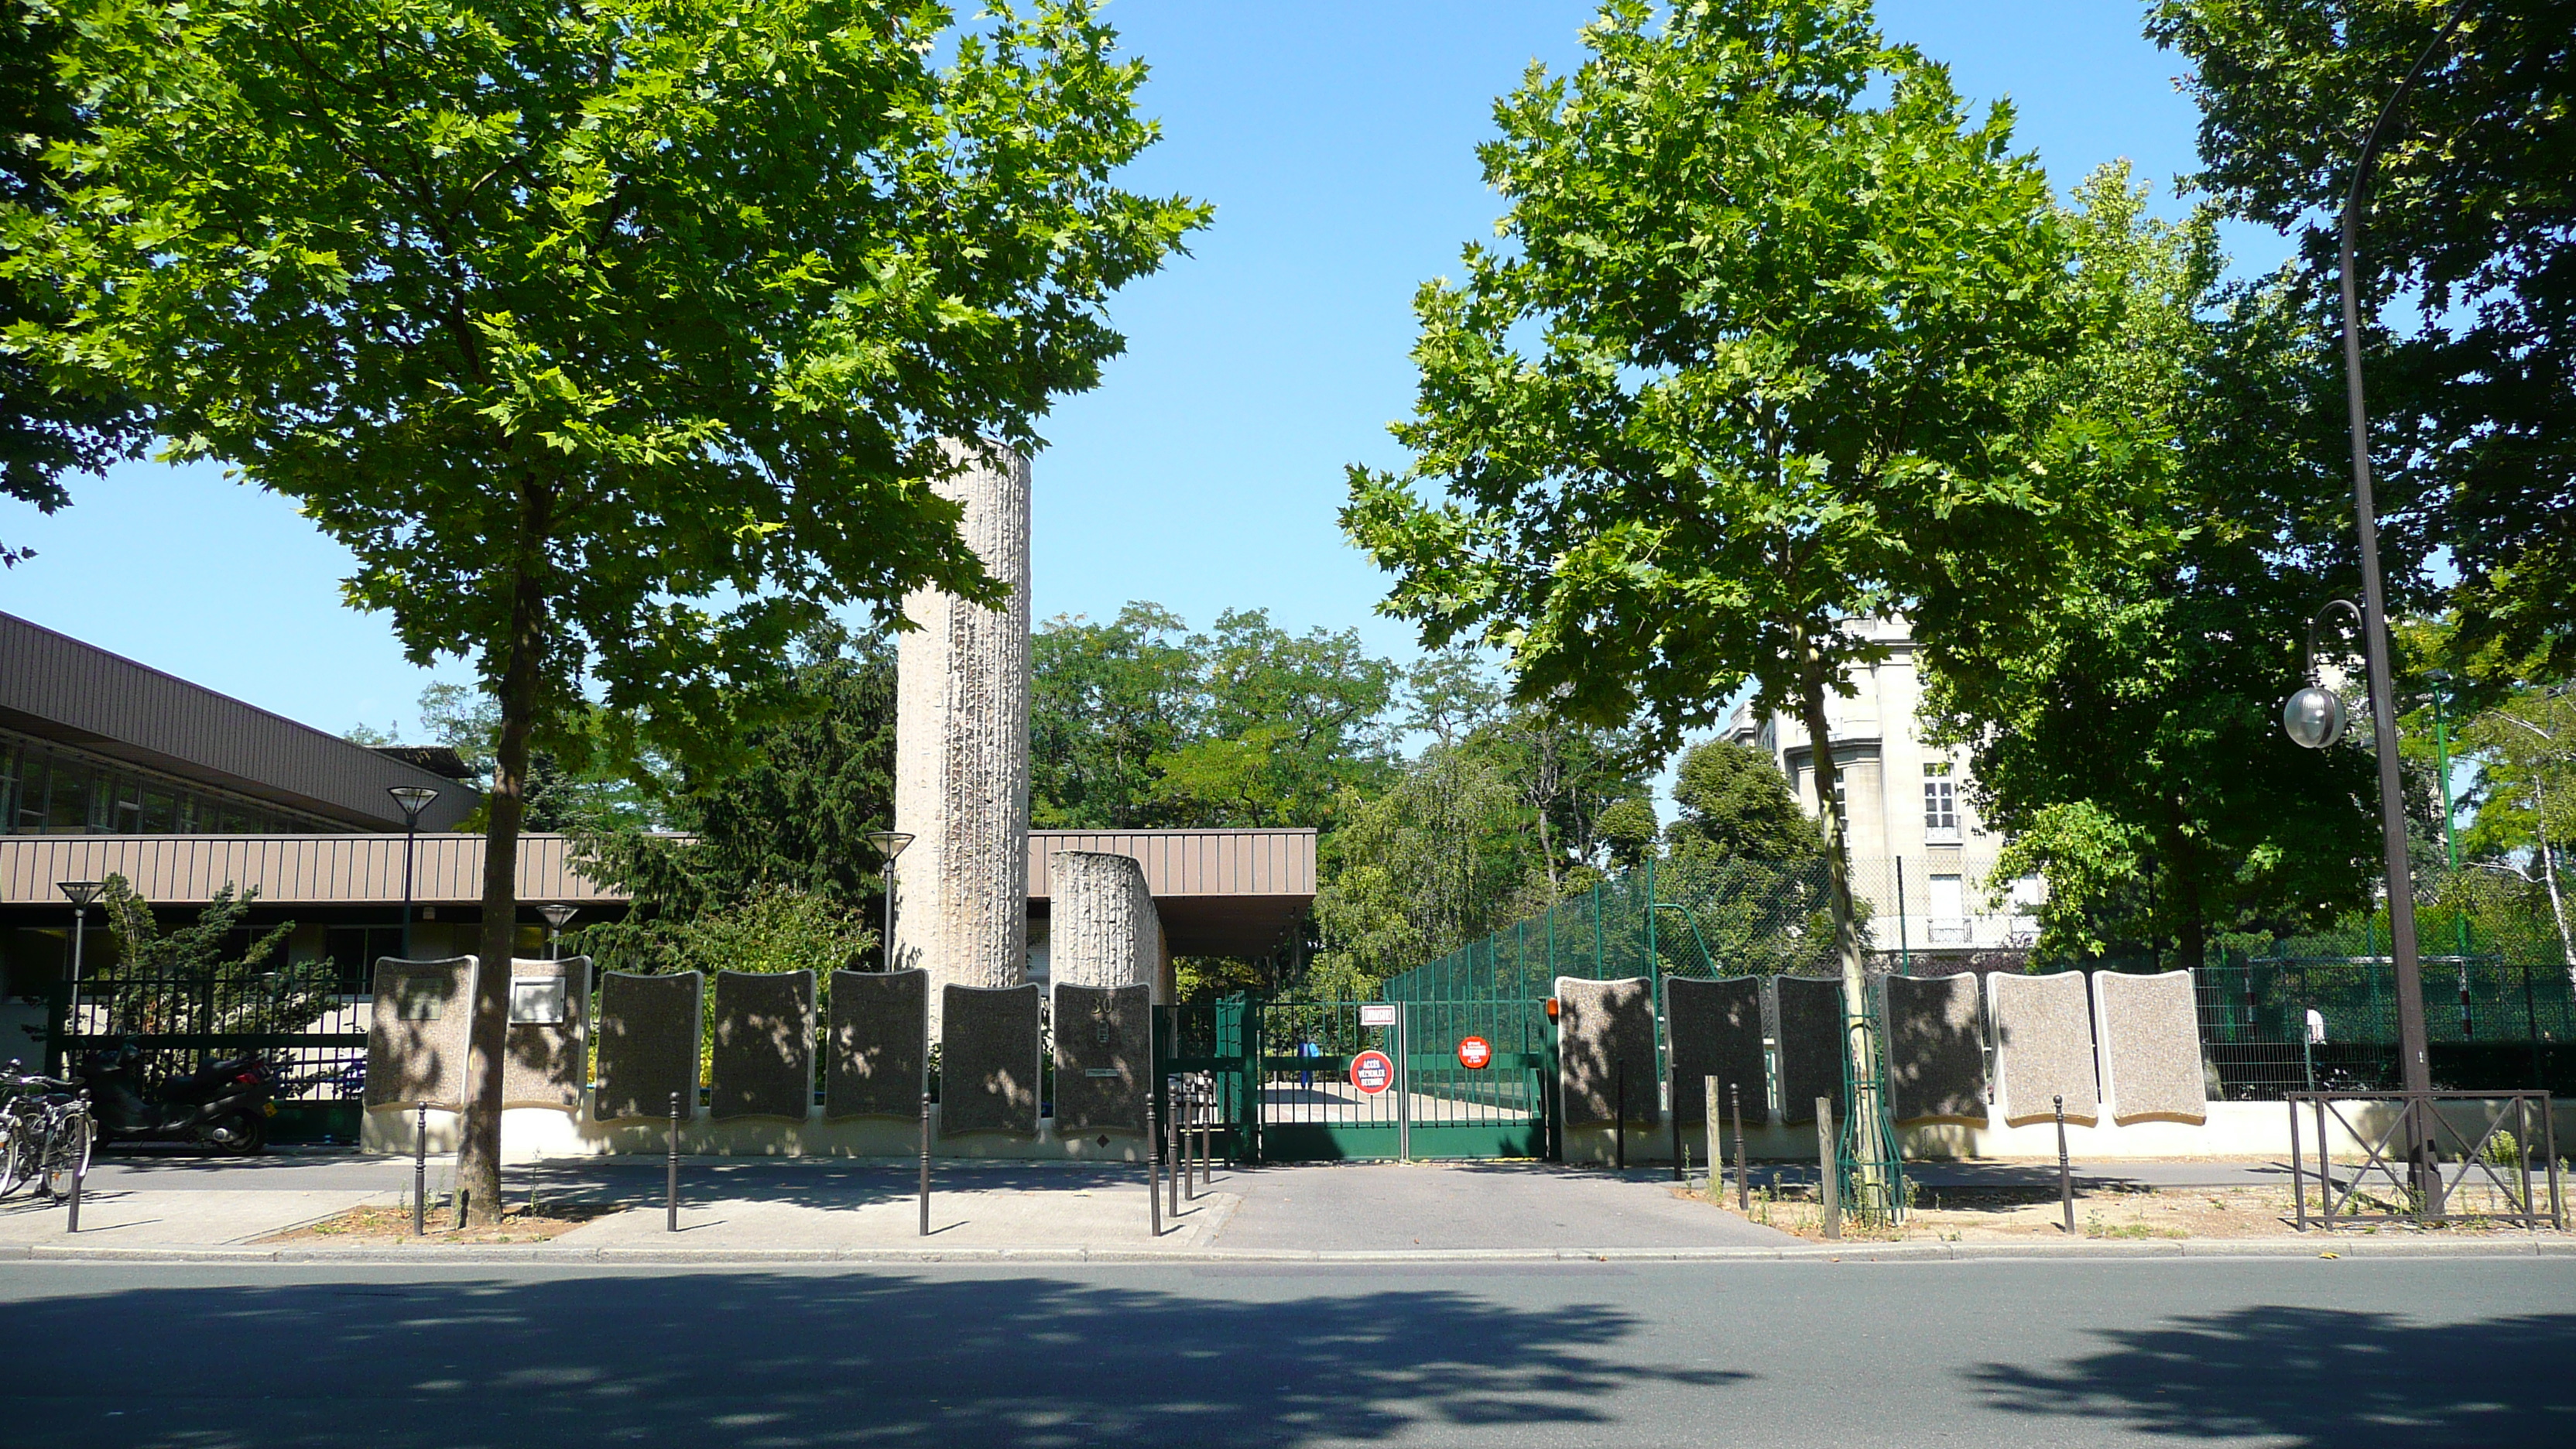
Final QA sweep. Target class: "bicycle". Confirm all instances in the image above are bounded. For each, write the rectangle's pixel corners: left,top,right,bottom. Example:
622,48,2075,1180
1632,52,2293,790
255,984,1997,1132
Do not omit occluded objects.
0,1065,91,1201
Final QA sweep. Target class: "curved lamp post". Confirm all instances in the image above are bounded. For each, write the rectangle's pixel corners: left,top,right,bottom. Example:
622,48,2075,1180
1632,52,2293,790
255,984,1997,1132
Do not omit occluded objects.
388,785,441,959
56,879,101,1074
866,831,915,972
540,903,578,961
2284,0,2476,1203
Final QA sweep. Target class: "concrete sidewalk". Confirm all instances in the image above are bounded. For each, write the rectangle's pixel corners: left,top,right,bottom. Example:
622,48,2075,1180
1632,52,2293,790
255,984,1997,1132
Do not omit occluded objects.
5,1152,2560,1262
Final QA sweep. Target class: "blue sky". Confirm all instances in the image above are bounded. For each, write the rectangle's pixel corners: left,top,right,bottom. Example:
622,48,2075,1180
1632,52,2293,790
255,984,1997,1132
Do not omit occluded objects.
0,1,2289,745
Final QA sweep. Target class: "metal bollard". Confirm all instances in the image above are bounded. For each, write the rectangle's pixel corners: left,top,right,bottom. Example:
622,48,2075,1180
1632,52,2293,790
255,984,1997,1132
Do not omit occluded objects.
2055,1094,2074,1235
1615,1058,1627,1173
1732,1082,1749,1213
1166,1082,1181,1218
1146,1094,1162,1237
1817,1096,1840,1241
1669,1064,1683,1183
413,1099,429,1236
666,1090,681,1233
919,1090,932,1238
65,1102,87,1234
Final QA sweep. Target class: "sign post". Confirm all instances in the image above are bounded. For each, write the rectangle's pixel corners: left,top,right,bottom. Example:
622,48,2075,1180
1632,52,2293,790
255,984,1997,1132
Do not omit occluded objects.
1397,1002,1410,1163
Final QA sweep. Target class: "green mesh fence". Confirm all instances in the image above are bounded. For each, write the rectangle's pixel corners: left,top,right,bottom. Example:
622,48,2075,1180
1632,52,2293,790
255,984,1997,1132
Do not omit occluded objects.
1382,856,1852,1005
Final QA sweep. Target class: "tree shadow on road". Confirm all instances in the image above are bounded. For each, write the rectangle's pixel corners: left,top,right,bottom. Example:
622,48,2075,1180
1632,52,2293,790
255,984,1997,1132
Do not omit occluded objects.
4,1268,1750,1448
1969,1302,2576,1447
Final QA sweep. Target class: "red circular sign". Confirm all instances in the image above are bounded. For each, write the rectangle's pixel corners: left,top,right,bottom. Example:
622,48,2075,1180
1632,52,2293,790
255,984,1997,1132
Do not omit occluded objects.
1349,1050,1395,1094
1456,1036,1493,1070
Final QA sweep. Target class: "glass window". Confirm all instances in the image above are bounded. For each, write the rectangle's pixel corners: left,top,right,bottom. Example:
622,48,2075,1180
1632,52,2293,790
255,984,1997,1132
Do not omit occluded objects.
45,758,94,833
142,790,177,834
1923,762,1958,836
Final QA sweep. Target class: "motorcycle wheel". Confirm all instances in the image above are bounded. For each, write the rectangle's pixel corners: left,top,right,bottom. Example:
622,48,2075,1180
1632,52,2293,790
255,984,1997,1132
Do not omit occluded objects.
209,1112,266,1156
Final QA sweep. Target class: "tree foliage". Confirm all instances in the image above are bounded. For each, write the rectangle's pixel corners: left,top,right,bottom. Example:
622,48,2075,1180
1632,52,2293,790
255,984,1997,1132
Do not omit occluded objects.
9,0,1204,1218
1343,0,2099,1064
1923,168,2382,967
2148,0,2576,678
0,0,143,566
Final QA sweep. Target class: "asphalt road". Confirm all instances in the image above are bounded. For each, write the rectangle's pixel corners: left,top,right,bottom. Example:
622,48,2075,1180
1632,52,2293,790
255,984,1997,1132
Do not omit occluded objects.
0,1256,2564,1448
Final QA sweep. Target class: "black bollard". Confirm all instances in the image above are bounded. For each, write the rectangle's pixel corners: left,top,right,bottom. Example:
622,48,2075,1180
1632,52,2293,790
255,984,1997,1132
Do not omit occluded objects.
666,1090,681,1233
919,1090,932,1238
1615,1058,1626,1173
1732,1082,1749,1212
413,1100,429,1237
2055,1094,2074,1235
65,1101,87,1234
1146,1094,1162,1238
1669,1063,1683,1183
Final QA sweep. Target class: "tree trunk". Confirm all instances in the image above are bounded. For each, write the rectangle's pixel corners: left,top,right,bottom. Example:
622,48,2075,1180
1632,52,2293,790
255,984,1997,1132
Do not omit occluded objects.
2169,820,2206,975
1791,621,1883,1212
2537,803,2574,984
457,565,546,1227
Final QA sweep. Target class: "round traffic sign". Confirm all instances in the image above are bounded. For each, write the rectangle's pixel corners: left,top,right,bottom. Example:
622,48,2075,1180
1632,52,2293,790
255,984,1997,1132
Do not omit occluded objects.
1350,1050,1395,1094
1456,1035,1492,1070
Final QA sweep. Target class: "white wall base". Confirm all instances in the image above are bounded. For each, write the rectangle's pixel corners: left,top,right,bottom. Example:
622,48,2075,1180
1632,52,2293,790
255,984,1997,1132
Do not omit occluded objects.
1563,1096,2573,1166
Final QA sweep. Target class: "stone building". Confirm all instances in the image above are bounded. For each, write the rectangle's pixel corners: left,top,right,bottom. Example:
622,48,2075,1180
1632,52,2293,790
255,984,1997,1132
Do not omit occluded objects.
1723,616,2040,968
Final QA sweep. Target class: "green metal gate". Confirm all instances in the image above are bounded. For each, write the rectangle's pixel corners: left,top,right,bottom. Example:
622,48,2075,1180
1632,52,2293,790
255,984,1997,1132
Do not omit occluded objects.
1159,997,1553,1162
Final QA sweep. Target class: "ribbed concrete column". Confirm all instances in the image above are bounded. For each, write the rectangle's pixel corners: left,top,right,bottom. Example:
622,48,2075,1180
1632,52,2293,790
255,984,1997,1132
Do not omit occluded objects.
894,441,1031,1037
1048,851,1166,999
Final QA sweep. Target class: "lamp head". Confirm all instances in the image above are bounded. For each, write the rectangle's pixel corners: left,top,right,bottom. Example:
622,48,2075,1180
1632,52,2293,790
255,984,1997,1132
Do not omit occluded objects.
2283,686,2348,750
539,903,578,930
387,784,441,822
57,880,102,909
865,830,916,862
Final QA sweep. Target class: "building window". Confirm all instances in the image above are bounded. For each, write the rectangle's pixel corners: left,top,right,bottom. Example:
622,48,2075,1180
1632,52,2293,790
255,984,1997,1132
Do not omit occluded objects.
1923,761,1959,843
1928,872,1967,943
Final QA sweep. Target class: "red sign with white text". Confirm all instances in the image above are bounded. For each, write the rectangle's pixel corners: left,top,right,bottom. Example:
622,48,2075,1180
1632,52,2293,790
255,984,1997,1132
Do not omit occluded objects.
1456,1036,1493,1070
1350,1050,1395,1094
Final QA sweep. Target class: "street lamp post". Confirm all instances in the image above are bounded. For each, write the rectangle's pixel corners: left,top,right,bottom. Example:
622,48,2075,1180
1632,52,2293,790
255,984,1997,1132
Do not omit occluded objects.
540,903,578,961
56,880,101,1076
2283,0,2476,1204
388,786,441,960
866,831,915,971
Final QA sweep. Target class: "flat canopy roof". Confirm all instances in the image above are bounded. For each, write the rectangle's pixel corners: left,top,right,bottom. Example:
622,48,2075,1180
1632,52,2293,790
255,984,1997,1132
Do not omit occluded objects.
2,826,1319,957
0,611,478,831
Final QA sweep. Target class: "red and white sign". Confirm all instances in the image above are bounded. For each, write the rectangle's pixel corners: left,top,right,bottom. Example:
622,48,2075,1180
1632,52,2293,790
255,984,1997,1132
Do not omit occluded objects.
1350,1050,1396,1094
1456,1036,1493,1070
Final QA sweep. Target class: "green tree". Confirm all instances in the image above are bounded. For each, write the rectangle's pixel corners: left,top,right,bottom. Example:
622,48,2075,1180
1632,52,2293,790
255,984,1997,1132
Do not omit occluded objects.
1922,169,2381,968
0,0,142,567
15,0,1205,1220
577,632,899,961
1030,604,1200,829
1665,738,1825,865
1307,745,1540,998
1342,0,2095,1186
1149,610,1400,831
2147,0,2576,677
94,875,338,1049
2454,683,2576,971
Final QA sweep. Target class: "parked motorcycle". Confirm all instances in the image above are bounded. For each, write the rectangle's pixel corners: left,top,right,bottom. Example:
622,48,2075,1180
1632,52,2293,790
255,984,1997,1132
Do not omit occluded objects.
77,1045,276,1154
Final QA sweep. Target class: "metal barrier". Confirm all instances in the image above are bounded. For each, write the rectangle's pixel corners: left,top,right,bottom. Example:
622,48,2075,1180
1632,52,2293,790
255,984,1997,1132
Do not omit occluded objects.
2286,1090,2564,1231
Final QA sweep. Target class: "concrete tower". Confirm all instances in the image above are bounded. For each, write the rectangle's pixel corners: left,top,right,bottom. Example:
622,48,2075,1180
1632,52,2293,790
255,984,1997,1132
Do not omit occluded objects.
893,442,1032,1034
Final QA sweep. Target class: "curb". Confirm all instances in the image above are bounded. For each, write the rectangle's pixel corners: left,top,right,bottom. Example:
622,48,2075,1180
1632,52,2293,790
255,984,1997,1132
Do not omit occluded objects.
3,1235,2565,1266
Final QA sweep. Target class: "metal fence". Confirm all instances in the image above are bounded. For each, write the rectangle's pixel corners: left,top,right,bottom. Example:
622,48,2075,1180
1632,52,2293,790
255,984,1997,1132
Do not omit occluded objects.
48,951,366,1139
2192,957,2574,1100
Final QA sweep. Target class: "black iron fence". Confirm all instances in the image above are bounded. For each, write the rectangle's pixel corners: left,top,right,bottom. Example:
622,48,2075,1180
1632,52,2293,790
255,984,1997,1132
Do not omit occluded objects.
2197,958,2574,1101
46,954,365,1142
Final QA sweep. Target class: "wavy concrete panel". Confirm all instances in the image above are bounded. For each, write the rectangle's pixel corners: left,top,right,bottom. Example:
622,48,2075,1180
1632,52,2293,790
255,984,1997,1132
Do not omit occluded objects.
1666,976,1766,1126
365,956,478,1112
1989,971,2098,1124
501,955,589,1111
825,968,927,1119
594,971,701,1122
2094,969,2208,1123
